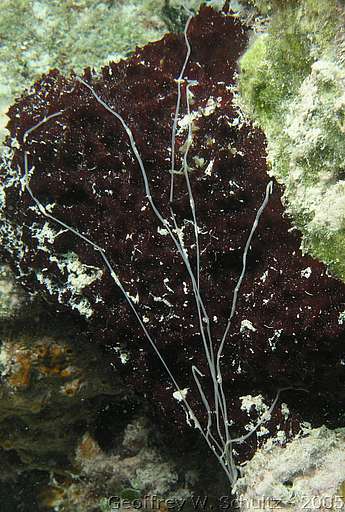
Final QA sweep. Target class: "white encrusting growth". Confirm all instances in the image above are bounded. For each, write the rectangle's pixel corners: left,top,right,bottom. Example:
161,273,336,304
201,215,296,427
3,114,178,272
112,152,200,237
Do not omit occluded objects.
173,387,189,402
53,253,102,293
240,394,275,436
176,96,221,135
267,328,283,351
32,222,67,251
301,266,312,278
35,251,103,318
240,319,257,333
0,185,5,210
113,346,130,365
240,394,269,415
204,159,214,176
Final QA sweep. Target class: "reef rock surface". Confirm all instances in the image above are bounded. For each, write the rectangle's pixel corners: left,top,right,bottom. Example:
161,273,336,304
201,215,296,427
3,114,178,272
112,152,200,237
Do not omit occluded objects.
239,0,345,281
236,426,345,512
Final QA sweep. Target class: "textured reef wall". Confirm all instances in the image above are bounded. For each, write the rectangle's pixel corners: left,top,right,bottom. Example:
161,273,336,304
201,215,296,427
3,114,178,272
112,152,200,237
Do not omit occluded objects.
1,1,345,510
0,264,206,511
239,0,345,281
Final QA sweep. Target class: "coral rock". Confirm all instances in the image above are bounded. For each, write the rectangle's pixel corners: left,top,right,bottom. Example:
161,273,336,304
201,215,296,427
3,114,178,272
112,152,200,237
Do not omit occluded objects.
236,426,345,512
239,0,345,280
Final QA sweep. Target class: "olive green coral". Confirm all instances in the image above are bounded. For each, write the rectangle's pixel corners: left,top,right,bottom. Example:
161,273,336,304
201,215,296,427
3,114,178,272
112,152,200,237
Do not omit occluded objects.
239,0,345,280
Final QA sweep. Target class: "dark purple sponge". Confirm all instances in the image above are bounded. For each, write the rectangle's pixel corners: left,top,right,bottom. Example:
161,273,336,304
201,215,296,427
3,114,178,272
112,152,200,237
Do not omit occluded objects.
1,6,345,456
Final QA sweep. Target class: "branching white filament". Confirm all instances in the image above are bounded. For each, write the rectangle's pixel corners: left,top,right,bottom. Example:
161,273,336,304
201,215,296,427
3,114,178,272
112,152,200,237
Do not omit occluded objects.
170,12,193,204
19,16,281,487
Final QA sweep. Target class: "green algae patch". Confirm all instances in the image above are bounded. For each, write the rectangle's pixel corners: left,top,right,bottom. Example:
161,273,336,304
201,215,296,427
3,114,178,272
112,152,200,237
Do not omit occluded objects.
239,0,345,281
240,0,339,128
